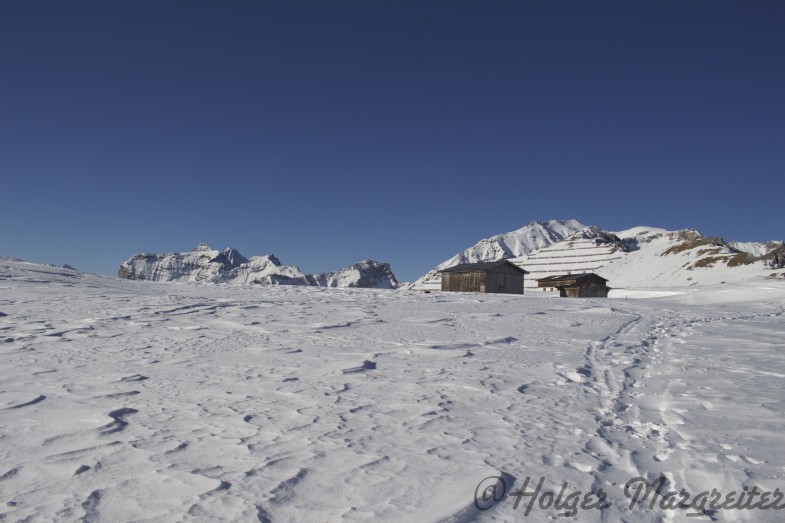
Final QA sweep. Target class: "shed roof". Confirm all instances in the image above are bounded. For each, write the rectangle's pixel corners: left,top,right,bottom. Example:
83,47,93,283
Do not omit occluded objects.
440,260,529,274
536,272,608,283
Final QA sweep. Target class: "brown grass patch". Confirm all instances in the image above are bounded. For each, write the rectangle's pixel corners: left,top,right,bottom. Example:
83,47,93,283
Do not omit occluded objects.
690,256,723,269
726,253,755,267
661,237,723,256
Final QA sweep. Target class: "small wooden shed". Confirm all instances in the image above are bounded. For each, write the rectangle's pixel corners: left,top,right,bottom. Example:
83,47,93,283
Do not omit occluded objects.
536,273,610,298
439,260,529,294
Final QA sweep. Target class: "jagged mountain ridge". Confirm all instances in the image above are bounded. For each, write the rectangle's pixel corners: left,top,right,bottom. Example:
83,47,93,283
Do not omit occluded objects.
411,222,785,290
119,244,398,289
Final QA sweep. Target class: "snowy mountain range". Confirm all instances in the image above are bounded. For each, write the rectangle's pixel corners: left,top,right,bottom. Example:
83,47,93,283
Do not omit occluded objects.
408,220,785,290
118,244,398,289
103,220,785,291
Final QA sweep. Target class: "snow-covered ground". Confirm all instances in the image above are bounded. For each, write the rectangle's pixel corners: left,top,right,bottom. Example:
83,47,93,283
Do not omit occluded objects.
2,258,785,522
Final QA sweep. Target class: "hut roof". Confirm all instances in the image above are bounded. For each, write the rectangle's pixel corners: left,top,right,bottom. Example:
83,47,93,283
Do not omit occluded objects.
440,260,529,274
536,273,608,283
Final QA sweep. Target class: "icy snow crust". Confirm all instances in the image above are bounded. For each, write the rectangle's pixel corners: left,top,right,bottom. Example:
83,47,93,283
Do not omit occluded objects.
2,258,785,522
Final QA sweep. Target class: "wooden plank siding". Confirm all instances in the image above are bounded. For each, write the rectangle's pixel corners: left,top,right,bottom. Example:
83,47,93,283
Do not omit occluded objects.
560,284,609,298
484,263,524,294
441,264,524,294
442,271,486,293
537,273,610,298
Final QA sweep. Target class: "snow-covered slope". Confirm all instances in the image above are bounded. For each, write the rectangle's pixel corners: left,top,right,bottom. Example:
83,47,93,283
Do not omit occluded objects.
518,226,785,289
119,244,398,289
412,221,784,291
408,219,586,289
509,226,631,285
729,240,784,257
592,227,785,288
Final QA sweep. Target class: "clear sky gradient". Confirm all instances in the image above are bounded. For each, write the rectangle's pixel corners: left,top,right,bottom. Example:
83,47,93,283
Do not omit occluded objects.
2,1,783,282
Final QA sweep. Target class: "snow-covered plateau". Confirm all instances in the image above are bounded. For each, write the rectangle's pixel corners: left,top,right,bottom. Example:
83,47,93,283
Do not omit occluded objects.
2,257,785,522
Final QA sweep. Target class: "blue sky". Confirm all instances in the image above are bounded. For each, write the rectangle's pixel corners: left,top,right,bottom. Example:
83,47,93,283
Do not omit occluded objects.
1,1,783,282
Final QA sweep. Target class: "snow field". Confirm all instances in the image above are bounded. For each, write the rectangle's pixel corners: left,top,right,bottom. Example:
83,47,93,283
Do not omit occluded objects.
1,259,784,522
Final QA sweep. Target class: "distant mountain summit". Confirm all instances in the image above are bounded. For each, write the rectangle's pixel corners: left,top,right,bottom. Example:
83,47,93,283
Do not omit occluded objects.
118,245,398,289
309,259,398,289
409,221,785,290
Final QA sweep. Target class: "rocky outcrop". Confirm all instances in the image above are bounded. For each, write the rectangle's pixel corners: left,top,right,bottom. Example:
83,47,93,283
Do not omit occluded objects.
566,226,631,252
762,245,785,269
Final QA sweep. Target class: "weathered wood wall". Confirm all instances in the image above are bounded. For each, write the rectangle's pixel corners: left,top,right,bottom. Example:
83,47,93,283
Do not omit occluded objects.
484,264,524,294
441,265,524,294
441,271,486,292
560,284,609,298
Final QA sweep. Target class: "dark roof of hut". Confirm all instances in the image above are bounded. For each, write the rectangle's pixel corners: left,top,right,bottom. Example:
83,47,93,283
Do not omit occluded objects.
536,273,608,283
440,260,529,274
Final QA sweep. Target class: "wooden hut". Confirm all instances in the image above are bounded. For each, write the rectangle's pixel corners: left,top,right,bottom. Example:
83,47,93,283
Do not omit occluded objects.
536,273,610,298
439,261,529,294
